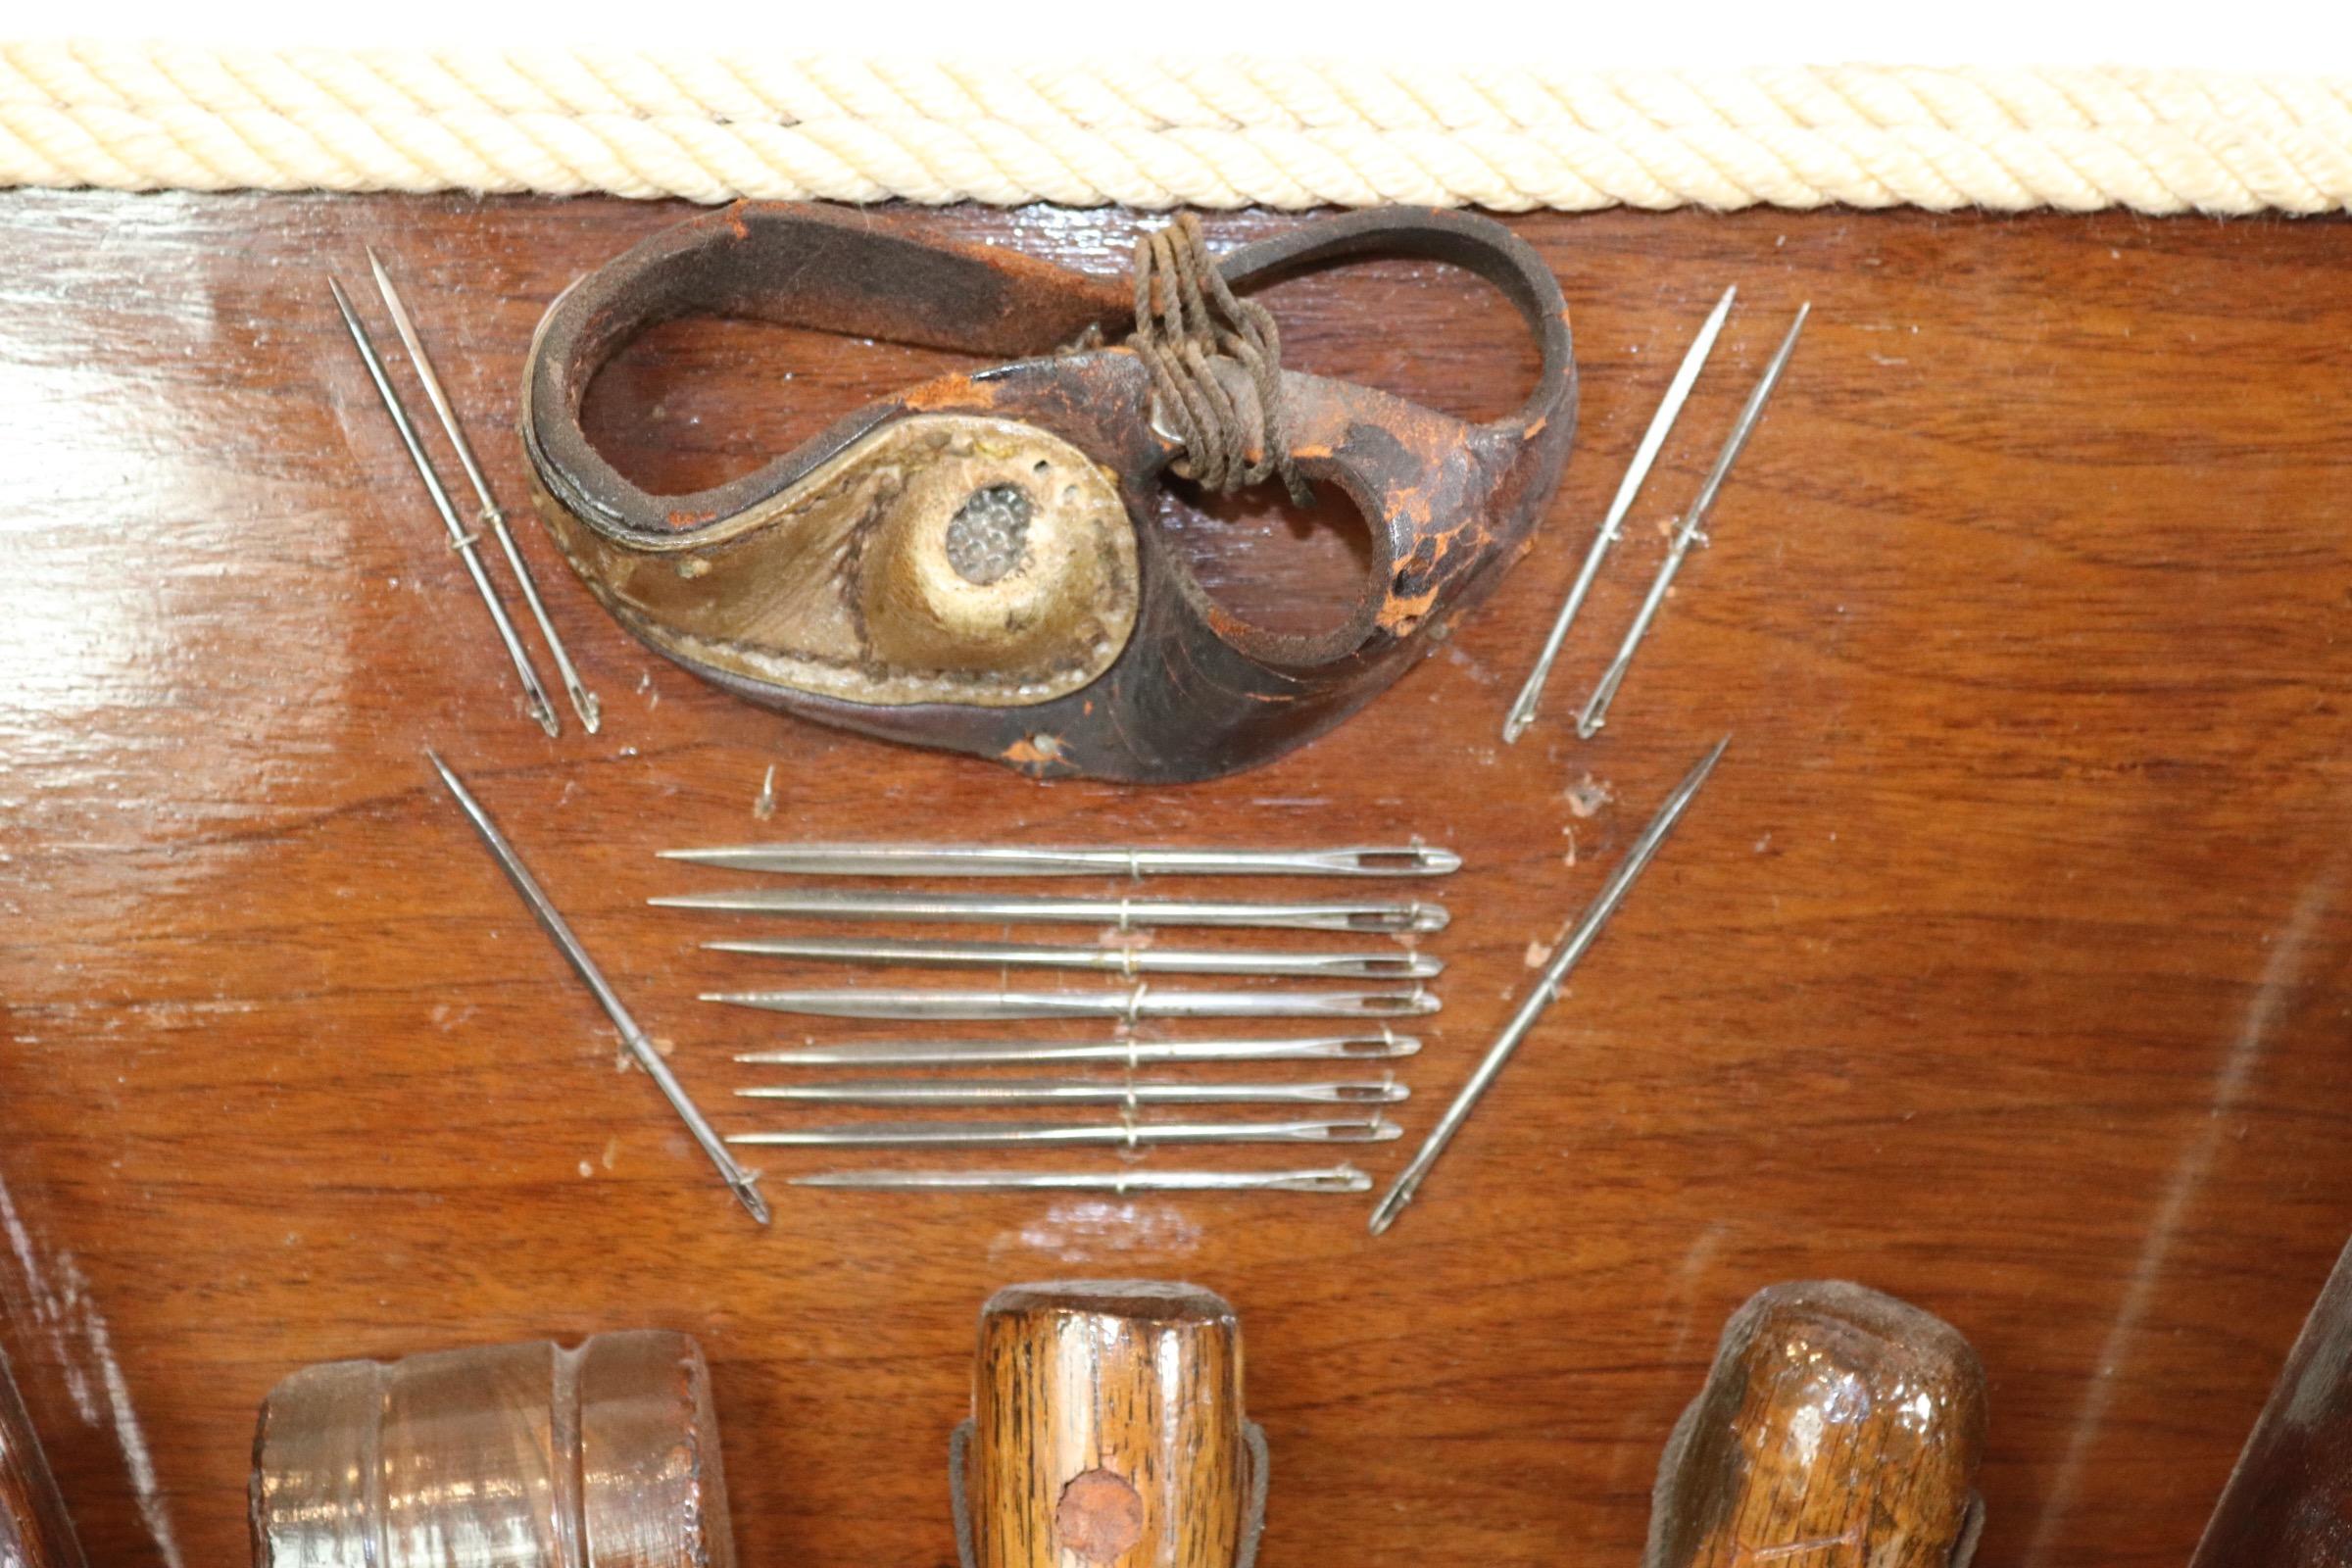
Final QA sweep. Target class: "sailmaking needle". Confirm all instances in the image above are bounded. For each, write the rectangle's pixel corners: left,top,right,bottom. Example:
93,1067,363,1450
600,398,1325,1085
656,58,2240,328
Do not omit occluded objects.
1369,735,1729,1236
735,1076,1408,1106
660,844,1460,878
793,1166,1374,1195
704,936,1442,981
1503,285,1736,745
426,751,768,1224
652,888,1451,934
331,277,561,737
733,1031,1422,1067
702,983,1441,1022
368,250,602,733
728,1116,1402,1149
1576,306,1809,739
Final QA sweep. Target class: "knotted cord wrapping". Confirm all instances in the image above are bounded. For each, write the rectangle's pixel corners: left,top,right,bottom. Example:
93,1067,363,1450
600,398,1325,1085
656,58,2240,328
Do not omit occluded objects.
1129,213,1310,505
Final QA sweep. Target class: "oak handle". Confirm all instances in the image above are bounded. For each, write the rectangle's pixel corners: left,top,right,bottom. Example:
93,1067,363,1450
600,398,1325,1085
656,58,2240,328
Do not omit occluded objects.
964,1281,1263,1568
1646,1281,1986,1568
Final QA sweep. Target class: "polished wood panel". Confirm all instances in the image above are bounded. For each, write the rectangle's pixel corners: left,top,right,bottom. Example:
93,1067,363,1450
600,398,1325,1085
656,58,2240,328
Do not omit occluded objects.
1,191,2349,1568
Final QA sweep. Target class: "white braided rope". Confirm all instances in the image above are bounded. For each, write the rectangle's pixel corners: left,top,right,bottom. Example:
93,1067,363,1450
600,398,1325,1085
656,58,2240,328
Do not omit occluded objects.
2,44,2349,212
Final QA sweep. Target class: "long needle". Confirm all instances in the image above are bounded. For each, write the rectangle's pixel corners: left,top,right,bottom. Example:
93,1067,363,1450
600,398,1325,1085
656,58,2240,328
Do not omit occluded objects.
1369,736,1729,1236
426,752,768,1224
1576,306,1809,738
660,844,1460,878
331,278,561,737
652,889,1451,934
733,1032,1422,1066
368,250,602,733
1503,285,1736,744
704,936,1442,981
794,1167,1373,1195
735,1077,1408,1106
702,984,1440,1022
728,1116,1401,1149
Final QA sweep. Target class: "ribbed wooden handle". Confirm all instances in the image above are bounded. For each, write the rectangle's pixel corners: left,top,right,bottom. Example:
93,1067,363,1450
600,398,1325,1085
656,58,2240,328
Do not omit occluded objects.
1646,1281,1986,1568
0,1353,85,1568
967,1282,1254,1568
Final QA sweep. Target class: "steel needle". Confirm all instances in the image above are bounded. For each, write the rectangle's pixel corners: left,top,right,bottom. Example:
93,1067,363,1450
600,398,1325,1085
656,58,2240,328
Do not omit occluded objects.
652,889,1451,934
735,1077,1409,1106
1503,285,1736,745
1576,306,1809,738
733,1032,1421,1066
728,1116,1401,1149
702,984,1441,1022
331,277,561,737
704,936,1442,981
426,751,768,1224
1369,735,1730,1236
793,1167,1374,1195
661,844,1460,878
368,249,602,733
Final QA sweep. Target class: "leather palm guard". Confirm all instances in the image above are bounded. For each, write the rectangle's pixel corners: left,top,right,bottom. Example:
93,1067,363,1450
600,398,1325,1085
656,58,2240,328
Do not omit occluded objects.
521,203,1576,783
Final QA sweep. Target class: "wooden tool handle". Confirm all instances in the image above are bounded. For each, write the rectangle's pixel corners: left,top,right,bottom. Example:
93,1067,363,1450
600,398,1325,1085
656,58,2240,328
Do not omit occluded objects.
0,1352,86,1568
1646,1281,1986,1568
2191,1236,2352,1567
965,1282,1259,1568
251,1330,734,1568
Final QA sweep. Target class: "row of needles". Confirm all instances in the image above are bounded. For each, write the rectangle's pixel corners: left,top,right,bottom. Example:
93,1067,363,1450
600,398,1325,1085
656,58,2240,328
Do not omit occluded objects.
423,747,1728,1229
656,838,1458,1198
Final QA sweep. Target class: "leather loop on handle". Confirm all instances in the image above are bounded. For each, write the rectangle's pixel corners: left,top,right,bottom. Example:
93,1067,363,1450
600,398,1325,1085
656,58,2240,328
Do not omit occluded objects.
964,1282,1264,1568
0,1352,85,1568
1645,1281,1987,1568
1217,205,1574,445
524,203,1132,544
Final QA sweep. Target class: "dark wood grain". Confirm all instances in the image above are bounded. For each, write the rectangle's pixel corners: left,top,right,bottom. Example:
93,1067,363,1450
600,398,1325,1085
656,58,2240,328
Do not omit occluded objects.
0,191,2349,1568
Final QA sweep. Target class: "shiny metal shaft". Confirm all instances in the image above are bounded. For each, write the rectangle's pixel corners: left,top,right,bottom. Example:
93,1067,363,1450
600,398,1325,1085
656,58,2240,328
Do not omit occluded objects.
427,752,768,1224
661,844,1459,878
736,1077,1407,1106
331,279,560,737
702,984,1441,1021
728,1116,1401,1148
1577,306,1809,738
1370,736,1729,1236
368,250,601,732
734,1032,1422,1066
794,1166,1373,1194
654,888,1449,933
1504,285,1736,744
705,936,1442,981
